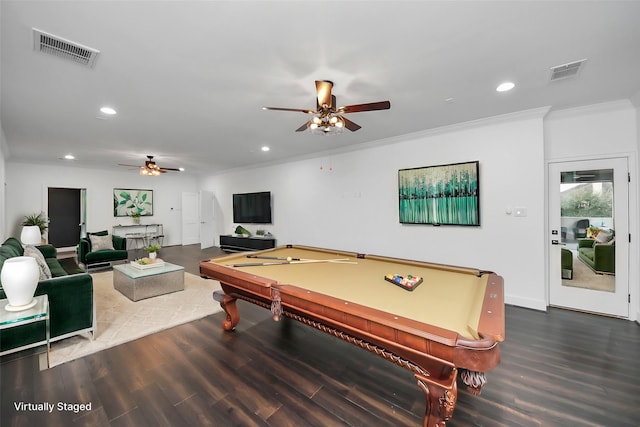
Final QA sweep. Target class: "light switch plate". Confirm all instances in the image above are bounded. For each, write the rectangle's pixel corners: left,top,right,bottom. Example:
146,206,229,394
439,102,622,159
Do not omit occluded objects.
514,207,528,217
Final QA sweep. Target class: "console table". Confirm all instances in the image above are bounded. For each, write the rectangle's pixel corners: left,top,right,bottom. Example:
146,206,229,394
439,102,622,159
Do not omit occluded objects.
112,224,164,249
219,235,276,252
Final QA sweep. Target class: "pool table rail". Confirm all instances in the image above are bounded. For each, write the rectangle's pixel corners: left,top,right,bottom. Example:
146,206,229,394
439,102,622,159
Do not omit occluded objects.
476,273,506,343
364,253,484,277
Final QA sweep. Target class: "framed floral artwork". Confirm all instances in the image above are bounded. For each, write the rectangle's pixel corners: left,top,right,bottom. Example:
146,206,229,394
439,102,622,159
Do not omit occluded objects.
113,189,153,217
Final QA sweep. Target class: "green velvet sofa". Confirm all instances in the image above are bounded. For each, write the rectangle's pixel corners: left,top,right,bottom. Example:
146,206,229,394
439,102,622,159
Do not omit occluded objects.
578,238,615,275
0,237,95,355
77,231,128,270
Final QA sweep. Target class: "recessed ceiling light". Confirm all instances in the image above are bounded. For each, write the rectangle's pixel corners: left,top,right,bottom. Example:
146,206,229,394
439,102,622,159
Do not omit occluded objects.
261,146,270,152
100,106,117,115
496,82,515,92
63,154,75,160
179,167,185,172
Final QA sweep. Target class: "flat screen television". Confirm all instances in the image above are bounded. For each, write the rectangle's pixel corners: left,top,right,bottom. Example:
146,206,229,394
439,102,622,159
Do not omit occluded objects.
233,191,272,224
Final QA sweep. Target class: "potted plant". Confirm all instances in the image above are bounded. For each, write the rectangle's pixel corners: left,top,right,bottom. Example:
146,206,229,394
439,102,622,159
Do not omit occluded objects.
145,244,161,260
130,212,141,225
234,225,251,237
22,212,48,234
22,212,48,243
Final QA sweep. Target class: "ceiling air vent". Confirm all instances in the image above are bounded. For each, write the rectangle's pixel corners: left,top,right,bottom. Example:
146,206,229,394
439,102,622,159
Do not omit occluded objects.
549,59,587,81
32,28,100,68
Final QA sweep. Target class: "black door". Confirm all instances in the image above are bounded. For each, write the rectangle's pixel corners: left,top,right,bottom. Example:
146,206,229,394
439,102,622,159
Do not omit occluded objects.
48,188,81,248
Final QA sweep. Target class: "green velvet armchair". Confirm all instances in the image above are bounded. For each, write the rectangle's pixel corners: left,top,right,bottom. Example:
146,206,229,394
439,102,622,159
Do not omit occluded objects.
77,231,128,270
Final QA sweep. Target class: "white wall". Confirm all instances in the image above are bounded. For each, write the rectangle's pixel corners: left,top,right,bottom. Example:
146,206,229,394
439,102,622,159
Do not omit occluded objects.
544,100,637,159
629,91,640,322
5,163,199,246
202,108,549,311
0,3,5,242
545,99,639,320
0,127,6,242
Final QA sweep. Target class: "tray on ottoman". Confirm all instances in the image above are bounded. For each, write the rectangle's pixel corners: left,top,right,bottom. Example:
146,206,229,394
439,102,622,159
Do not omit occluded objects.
130,258,166,270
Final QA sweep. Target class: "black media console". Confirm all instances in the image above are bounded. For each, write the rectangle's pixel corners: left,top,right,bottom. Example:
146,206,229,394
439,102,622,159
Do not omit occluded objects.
219,235,276,252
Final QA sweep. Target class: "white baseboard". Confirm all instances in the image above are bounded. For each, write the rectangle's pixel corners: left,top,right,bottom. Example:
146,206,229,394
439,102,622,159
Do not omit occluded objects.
505,295,547,311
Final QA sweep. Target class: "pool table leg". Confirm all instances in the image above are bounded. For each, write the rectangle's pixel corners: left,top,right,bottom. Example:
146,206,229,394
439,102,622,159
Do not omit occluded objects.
416,372,457,427
213,290,240,331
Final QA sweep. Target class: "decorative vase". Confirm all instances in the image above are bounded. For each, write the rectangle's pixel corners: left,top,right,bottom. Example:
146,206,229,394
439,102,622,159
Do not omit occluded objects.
149,252,157,260
1,256,40,311
132,216,140,225
21,225,42,246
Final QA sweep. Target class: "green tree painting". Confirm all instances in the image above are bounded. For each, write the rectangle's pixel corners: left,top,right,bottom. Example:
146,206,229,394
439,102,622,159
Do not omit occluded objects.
399,161,479,225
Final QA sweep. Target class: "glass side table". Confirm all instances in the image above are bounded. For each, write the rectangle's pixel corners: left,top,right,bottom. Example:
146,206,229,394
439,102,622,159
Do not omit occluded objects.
0,294,50,367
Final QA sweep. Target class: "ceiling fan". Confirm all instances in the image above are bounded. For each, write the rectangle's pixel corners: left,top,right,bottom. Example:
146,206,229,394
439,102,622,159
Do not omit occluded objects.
118,155,183,176
263,80,390,134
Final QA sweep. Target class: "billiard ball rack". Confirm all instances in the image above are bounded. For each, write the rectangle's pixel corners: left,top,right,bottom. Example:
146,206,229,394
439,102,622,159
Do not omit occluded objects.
384,273,424,291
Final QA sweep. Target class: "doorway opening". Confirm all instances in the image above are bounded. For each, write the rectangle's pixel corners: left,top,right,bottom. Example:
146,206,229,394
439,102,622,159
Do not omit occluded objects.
47,187,86,254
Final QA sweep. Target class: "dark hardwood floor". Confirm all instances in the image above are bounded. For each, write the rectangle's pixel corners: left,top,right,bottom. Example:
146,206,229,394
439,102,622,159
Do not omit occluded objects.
2,244,639,426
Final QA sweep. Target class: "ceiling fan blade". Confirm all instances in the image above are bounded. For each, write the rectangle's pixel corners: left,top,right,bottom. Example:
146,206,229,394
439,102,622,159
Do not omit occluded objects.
316,80,333,109
263,106,316,114
342,117,362,132
118,163,140,168
295,120,312,132
338,100,391,114
159,167,182,172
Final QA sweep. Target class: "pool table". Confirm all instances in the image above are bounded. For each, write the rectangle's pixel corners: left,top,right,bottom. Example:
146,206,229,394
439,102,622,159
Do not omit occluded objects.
199,245,505,426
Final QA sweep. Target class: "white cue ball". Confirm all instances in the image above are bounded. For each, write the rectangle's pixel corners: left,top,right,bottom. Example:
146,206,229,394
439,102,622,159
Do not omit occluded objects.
286,257,292,261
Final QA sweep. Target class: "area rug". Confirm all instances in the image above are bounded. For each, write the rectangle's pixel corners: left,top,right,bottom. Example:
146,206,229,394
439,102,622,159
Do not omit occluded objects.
562,251,615,292
49,270,222,367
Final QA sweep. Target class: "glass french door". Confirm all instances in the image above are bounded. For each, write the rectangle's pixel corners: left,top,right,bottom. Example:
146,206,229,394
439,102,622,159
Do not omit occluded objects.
548,158,629,318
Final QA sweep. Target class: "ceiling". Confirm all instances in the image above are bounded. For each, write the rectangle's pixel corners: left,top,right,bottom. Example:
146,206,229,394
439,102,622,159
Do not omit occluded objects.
2,1,640,176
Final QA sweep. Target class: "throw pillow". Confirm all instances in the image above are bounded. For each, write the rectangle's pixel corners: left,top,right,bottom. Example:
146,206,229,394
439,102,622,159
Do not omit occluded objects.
595,231,613,243
24,245,52,280
587,227,600,238
90,234,114,251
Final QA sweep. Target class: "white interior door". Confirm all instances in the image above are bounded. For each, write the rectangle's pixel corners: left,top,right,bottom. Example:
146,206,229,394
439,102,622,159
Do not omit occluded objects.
199,190,215,249
181,192,200,245
549,158,629,317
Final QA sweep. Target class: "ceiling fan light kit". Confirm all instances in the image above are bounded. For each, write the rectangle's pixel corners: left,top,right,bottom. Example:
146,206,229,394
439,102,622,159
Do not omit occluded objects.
309,113,345,135
118,155,183,176
140,166,161,176
263,80,390,134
